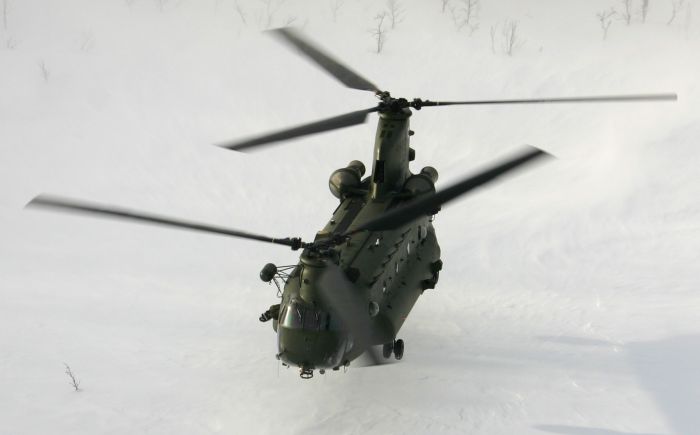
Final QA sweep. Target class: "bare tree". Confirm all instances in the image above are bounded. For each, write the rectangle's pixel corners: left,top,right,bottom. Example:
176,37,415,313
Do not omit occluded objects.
6,36,16,49
597,8,616,39
449,0,479,33
441,0,450,13
154,0,180,12
234,1,247,24
80,32,95,52
38,60,49,82
449,6,460,28
259,0,285,29
668,0,685,24
501,20,522,56
371,12,388,54
641,0,650,22
64,363,81,391
330,0,344,22
387,0,404,29
3,0,9,31
489,24,496,53
620,0,633,24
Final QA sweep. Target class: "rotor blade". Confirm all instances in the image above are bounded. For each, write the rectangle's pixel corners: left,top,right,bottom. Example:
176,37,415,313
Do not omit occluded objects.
356,346,393,368
317,266,388,367
270,27,380,93
349,146,552,234
26,195,303,248
218,107,378,152
420,93,677,107
317,269,391,367
317,266,373,343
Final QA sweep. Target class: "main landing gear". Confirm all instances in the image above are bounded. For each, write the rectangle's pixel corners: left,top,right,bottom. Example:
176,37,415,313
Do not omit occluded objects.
382,339,405,360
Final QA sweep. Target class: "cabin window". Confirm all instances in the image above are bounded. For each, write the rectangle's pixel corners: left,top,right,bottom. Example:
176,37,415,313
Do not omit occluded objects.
406,243,410,254
375,237,380,247
395,263,399,273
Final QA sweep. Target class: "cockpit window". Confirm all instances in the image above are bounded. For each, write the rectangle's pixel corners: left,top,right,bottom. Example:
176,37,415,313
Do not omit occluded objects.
304,310,329,331
280,300,329,331
280,303,303,329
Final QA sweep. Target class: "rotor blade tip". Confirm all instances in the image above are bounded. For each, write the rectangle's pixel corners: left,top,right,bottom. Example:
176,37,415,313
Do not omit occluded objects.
523,145,555,159
272,26,298,32
214,142,246,153
24,197,39,209
25,194,51,208
267,26,301,41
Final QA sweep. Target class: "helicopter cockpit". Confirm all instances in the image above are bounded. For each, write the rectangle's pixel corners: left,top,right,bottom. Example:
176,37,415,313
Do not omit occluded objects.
279,299,330,331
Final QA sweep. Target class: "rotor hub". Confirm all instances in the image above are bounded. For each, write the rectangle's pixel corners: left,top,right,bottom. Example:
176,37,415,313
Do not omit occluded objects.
375,91,431,112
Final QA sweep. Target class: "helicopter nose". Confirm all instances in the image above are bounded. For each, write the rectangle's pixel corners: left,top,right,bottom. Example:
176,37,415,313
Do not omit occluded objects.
277,327,346,369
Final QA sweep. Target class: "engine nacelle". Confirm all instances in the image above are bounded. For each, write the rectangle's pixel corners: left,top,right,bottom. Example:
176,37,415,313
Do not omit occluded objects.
420,166,438,183
403,166,438,196
329,160,366,199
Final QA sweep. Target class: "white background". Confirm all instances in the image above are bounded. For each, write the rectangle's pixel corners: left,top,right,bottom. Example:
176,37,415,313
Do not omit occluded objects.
1,1,698,434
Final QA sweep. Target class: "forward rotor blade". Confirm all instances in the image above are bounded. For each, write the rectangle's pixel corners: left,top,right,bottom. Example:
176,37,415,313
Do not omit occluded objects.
218,107,378,152
356,346,391,368
317,267,389,367
349,146,552,234
26,195,303,248
317,266,373,343
420,93,677,107
270,27,380,93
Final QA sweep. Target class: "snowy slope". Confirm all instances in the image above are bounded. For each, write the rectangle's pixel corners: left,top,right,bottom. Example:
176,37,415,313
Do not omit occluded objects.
1,1,699,434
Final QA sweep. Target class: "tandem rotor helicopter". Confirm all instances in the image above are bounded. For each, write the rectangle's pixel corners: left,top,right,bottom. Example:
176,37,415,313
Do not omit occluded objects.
27,28,676,379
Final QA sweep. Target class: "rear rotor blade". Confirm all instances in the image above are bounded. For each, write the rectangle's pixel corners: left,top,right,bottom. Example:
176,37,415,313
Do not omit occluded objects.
349,146,552,234
271,27,381,93
218,107,377,152
26,195,304,249
419,93,677,107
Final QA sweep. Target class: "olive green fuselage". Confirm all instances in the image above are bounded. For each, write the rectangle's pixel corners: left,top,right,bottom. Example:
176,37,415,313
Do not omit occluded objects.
274,109,442,371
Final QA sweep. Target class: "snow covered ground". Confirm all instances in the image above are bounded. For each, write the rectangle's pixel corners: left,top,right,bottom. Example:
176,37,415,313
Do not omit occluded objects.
1,1,699,434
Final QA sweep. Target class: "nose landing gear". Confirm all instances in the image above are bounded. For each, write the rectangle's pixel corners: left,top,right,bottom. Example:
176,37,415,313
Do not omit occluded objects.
300,367,314,379
382,339,405,360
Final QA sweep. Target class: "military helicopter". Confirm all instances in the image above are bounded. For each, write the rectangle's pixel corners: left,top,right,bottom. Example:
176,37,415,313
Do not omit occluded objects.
27,28,676,379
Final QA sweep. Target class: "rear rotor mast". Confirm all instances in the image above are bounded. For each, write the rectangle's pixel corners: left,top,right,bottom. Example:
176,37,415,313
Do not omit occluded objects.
370,94,413,200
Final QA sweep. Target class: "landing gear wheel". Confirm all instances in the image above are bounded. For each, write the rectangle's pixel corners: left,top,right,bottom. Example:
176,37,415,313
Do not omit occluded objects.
393,339,404,360
382,342,394,359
